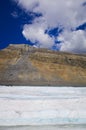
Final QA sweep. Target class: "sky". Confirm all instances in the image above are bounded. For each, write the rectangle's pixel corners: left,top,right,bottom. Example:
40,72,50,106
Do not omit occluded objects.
0,0,86,53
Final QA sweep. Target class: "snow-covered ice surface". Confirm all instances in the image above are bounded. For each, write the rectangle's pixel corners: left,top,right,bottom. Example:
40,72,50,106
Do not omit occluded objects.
1,125,86,130
0,86,86,129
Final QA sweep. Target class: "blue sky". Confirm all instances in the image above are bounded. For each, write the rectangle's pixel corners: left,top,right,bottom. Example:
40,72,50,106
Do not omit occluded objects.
0,0,33,49
0,0,86,53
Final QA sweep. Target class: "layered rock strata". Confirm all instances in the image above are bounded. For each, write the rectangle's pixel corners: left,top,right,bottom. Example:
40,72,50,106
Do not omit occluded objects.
0,44,86,86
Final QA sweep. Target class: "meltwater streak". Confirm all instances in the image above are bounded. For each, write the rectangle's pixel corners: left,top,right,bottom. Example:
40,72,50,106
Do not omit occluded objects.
0,86,86,126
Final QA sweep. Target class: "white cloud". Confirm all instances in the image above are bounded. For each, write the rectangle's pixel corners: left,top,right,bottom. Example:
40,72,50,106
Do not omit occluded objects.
13,0,86,53
22,21,54,48
58,30,86,53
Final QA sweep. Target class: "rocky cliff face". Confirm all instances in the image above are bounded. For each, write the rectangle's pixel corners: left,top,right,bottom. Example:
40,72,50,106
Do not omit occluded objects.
0,44,86,86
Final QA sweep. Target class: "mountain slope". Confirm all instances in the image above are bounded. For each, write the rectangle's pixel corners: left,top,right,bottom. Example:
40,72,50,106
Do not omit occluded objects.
0,44,86,86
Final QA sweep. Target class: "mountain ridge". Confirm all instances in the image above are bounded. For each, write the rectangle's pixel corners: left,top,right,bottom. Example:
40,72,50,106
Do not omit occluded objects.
0,44,86,86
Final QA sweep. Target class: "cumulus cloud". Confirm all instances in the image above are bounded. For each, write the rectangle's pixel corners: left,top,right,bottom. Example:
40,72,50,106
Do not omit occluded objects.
22,21,54,48
13,0,86,53
58,30,86,53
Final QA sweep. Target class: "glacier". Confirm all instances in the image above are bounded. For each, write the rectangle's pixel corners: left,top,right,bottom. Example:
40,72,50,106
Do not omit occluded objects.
0,86,86,126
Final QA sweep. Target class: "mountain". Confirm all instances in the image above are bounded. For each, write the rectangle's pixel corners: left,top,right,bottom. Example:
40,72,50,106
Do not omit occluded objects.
0,44,86,86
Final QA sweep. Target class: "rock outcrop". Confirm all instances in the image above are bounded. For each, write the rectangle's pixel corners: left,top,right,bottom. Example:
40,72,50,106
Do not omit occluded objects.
0,44,86,86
